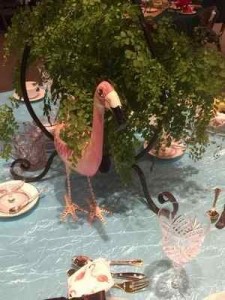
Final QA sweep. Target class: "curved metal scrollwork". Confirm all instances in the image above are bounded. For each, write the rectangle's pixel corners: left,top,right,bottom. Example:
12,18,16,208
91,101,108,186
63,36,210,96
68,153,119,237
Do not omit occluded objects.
10,45,57,182
10,151,57,182
131,0,179,213
132,164,179,214
132,164,160,214
19,46,54,141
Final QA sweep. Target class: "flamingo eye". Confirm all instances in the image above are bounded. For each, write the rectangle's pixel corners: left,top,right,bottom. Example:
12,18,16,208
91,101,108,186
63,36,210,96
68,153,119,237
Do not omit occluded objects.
98,88,104,98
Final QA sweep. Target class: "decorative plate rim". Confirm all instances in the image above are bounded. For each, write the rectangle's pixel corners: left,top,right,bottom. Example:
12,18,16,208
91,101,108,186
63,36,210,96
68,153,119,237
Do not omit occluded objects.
0,180,39,218
12,87,46,102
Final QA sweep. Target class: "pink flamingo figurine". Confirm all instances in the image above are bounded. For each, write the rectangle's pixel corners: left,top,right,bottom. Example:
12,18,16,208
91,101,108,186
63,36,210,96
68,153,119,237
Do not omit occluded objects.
54,81,124,223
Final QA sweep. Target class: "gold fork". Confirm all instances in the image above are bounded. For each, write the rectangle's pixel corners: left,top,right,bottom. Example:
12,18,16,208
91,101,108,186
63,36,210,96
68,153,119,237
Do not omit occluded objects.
113,278,150,293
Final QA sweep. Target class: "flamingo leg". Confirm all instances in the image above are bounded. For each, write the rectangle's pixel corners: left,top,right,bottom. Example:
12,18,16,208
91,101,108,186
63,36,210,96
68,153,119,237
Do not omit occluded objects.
60,165,86,222
86,176,111,223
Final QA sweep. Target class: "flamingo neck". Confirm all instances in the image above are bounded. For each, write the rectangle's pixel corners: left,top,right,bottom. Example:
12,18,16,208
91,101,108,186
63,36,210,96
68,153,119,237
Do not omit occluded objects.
90,101,105,149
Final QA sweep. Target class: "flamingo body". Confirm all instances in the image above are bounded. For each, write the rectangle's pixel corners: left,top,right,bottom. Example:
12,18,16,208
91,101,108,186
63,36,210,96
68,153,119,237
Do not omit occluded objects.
54,81,114,176
53,81,121,222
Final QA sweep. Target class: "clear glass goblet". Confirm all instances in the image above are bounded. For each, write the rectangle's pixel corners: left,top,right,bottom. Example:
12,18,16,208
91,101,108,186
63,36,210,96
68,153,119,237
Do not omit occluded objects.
158,201,210,291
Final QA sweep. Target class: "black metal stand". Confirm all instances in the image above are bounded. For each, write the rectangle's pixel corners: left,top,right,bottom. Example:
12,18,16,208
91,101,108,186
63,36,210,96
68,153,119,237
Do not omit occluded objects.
10,152,57,182
131,0,178,212
10,0,178,212
10,45,57,182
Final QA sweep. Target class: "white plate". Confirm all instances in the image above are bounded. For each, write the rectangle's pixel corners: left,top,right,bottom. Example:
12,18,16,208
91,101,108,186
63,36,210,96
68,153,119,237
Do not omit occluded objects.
13,87,46,102
148,147,185,159
0,180,39,218
144,141,186,160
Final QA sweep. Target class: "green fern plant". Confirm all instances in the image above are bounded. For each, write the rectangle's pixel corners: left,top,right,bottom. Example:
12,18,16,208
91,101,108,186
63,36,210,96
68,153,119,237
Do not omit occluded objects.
2,0,225,181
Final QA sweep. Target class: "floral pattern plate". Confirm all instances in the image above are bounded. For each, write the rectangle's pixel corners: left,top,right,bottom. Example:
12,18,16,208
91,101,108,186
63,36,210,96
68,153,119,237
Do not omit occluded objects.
144,141,186,159
13,87,46,102
0,180,39,217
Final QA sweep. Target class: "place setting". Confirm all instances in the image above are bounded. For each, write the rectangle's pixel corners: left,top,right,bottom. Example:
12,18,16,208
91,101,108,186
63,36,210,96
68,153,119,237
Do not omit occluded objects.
144,139,186,161
207,97,225,136
44,255,149,299
179,6,196,15
169,0,197,14
143,131,186,161
206,187,225,229
0,180,39,217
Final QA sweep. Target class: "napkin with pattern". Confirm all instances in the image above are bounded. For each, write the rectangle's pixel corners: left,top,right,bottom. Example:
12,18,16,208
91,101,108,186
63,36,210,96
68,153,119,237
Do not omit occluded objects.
67,258,114,299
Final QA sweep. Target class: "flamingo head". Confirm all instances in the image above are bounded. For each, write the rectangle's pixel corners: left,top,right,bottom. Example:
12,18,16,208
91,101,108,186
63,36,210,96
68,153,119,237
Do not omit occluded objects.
95,81,125,128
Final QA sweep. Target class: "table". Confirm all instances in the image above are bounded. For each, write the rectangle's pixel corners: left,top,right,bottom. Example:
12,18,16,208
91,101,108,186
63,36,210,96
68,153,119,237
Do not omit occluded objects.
145,7,202,36
1,91,225,300
202,0,225,23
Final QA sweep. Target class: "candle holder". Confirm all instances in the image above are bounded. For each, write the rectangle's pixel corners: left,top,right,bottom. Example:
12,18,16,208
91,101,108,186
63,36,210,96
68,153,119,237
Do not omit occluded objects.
12,122,47,171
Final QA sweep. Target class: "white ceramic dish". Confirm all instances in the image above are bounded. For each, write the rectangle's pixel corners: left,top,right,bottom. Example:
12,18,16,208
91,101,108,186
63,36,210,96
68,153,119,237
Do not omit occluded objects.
148,147,185,159
144,141,186,159
0,180,39,217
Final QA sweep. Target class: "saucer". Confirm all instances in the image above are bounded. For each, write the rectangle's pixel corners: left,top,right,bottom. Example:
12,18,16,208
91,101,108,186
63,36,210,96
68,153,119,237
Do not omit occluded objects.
13,87,46,102
148,147,184,159
0,180,39,217
144,141,186,159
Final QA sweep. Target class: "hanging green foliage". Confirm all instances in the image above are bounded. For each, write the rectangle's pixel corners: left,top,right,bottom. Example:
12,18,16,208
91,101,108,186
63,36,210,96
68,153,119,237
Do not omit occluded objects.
2,0,225,180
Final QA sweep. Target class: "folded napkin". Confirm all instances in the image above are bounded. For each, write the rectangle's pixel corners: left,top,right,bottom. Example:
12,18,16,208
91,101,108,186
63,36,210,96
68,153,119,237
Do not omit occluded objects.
67,258,114,299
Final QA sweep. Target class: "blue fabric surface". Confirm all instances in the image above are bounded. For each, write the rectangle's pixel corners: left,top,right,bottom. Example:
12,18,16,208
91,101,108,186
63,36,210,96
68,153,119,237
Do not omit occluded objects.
1,91,225,300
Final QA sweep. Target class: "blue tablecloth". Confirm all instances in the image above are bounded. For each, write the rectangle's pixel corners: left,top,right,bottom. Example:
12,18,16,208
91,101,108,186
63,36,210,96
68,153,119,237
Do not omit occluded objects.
1,91,225,300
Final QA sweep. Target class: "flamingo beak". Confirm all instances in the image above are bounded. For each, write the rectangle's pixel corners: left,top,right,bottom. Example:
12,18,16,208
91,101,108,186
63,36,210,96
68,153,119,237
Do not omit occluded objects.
105,90,126,130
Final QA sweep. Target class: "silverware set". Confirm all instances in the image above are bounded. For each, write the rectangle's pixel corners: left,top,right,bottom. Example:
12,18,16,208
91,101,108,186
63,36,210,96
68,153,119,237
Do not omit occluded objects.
72,255,143,267
206,188,225,229
113,277,149,293
69,255,149,294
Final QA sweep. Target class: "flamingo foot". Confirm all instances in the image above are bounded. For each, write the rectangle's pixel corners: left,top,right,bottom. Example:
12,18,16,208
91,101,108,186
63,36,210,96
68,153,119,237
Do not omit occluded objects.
60,195,86,222
88,200,112,224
